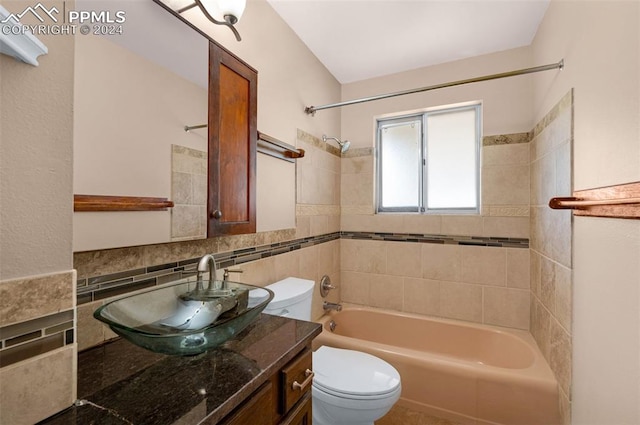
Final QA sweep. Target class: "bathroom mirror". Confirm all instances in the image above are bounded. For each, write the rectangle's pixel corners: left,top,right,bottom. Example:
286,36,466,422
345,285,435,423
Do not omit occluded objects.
73,0,209,252
73,0,296,252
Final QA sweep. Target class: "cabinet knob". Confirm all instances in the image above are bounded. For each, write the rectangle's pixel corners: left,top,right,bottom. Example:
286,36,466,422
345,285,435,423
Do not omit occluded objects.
211,210,223,219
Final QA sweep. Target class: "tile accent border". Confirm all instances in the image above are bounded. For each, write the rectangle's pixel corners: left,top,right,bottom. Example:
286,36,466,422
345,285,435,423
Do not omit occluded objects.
0,310,74,368
76,231,528,305
530,90,573,140
483,132,531,146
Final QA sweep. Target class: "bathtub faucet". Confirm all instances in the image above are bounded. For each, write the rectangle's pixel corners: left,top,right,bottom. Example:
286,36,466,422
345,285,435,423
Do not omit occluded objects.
323,301,342,312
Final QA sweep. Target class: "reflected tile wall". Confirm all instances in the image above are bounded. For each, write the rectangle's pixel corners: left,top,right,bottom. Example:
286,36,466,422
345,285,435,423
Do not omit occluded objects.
171,145,207,242
529,90,573,425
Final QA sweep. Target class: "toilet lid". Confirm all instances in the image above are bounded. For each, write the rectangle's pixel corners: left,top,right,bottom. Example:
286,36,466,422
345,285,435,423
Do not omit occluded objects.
312,346,401,397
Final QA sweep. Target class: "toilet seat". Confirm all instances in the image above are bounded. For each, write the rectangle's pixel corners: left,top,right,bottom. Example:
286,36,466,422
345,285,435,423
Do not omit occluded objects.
312,346,401,399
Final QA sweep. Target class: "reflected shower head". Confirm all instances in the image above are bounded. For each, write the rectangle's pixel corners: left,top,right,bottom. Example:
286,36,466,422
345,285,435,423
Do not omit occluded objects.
322,134,350,154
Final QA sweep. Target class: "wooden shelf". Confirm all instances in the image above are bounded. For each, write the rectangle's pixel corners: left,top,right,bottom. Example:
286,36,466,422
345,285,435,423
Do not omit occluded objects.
74,195,174,212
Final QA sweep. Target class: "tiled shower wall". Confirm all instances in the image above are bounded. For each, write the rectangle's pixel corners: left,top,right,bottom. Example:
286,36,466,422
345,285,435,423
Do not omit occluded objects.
339,133,532,329
530,90,573,425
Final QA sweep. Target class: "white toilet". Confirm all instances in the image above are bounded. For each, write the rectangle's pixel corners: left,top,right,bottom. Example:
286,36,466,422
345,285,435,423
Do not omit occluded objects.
260,277,402,425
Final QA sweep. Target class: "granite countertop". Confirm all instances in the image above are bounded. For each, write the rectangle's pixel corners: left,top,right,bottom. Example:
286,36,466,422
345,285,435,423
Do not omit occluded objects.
39,314,322,425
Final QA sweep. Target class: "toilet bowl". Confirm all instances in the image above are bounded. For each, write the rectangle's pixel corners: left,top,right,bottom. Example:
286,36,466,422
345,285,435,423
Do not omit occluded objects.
312,345,401,425
261,277,402,425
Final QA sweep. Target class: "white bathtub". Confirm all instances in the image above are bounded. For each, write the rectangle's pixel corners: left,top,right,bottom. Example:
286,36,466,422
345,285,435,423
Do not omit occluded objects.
313,306,560,425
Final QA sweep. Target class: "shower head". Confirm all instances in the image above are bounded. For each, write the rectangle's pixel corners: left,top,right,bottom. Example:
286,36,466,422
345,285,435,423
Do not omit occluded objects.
322,134,350,154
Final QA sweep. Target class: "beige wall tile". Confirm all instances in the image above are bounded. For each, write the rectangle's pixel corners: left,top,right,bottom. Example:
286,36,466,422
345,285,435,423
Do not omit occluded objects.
534,152,558,207
298,245,319,283
482,164,530,206
327,214,340,233
530,250,542,298
401,214,442,235
369,274,403,311
387,242,422,278
341,171,373,206
273,250,301,282
461,246,506,286
340,271,370,305
530,297,551,359
555,140,572,197
482,143,530,167
309,215,329,236
341,155,373,175
371,215,405,234
0,347,75,425
439,281,482,322
235,258,276,287
554,263,572,333
403,277,440,316
483,287,530,330
0,271,75,326
507,248,530,289
549,318,572,397
340,213,373,232
77,301,107,351
441,215,484,236
341,239,387,274
540,256,557,314
295,215,311,239
482,216,529,239
422,244,462,282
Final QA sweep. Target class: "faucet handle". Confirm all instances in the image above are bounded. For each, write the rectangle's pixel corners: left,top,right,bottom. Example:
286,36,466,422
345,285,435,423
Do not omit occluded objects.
223,268,243,280
320,275,337,298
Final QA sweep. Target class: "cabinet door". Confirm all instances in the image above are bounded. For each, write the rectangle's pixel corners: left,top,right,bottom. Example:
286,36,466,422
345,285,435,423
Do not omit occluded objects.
219,381,273,425
208,42,257,236
280,393,312,425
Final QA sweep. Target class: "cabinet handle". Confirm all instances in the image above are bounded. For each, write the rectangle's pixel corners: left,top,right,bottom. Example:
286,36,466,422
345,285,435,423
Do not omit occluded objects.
211,210,222,219
292,369,314,391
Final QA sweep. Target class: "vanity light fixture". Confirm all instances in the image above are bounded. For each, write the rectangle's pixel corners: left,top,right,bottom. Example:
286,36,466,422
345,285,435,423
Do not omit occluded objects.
176,0,246,41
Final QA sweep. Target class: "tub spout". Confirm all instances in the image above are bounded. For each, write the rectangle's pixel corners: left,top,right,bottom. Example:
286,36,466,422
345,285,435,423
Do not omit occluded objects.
323,301,342,312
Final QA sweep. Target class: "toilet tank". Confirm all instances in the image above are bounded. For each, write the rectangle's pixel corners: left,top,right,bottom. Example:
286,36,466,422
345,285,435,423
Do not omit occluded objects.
261,277,314,321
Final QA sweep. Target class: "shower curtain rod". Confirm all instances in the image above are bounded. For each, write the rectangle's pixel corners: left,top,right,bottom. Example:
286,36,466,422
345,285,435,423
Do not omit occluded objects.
304,59,564,115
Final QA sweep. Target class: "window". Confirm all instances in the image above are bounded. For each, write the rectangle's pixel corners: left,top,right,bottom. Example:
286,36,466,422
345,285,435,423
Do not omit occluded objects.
376,103,481,214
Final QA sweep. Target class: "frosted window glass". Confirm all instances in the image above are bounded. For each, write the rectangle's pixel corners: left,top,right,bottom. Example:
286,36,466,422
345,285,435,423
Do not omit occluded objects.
426,109,477,209
379,120,421,209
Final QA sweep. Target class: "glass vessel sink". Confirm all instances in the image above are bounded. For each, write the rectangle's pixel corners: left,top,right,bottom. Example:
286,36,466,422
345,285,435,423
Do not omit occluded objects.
94,279,274,356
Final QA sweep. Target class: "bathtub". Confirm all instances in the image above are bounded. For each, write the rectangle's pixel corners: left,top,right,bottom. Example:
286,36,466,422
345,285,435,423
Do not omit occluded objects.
313,306,560,425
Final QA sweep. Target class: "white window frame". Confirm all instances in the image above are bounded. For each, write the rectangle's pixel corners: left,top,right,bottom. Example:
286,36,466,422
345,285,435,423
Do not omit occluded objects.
376,103,482,215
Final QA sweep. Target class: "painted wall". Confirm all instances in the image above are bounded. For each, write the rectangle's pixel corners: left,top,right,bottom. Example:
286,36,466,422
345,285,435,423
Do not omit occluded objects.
532,1,640,424
341,46,534,149
0,1,77,423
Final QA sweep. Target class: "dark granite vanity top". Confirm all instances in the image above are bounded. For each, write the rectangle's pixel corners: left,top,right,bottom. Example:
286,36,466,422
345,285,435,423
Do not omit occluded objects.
39,314,321,425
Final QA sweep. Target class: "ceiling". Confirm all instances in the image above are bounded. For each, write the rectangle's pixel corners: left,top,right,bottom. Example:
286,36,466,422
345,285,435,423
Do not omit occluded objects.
265,0,550,84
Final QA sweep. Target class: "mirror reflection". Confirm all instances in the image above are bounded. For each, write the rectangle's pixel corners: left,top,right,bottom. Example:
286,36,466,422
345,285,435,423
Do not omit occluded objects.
73,0,209,252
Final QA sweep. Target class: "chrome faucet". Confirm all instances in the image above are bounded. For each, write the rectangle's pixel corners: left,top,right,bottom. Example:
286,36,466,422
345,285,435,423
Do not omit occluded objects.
195,254,217,291
323,301,342,312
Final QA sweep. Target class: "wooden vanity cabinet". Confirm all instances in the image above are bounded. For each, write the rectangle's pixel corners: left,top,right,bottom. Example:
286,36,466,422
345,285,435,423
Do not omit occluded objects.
207,42,257,237
219,347,313,425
